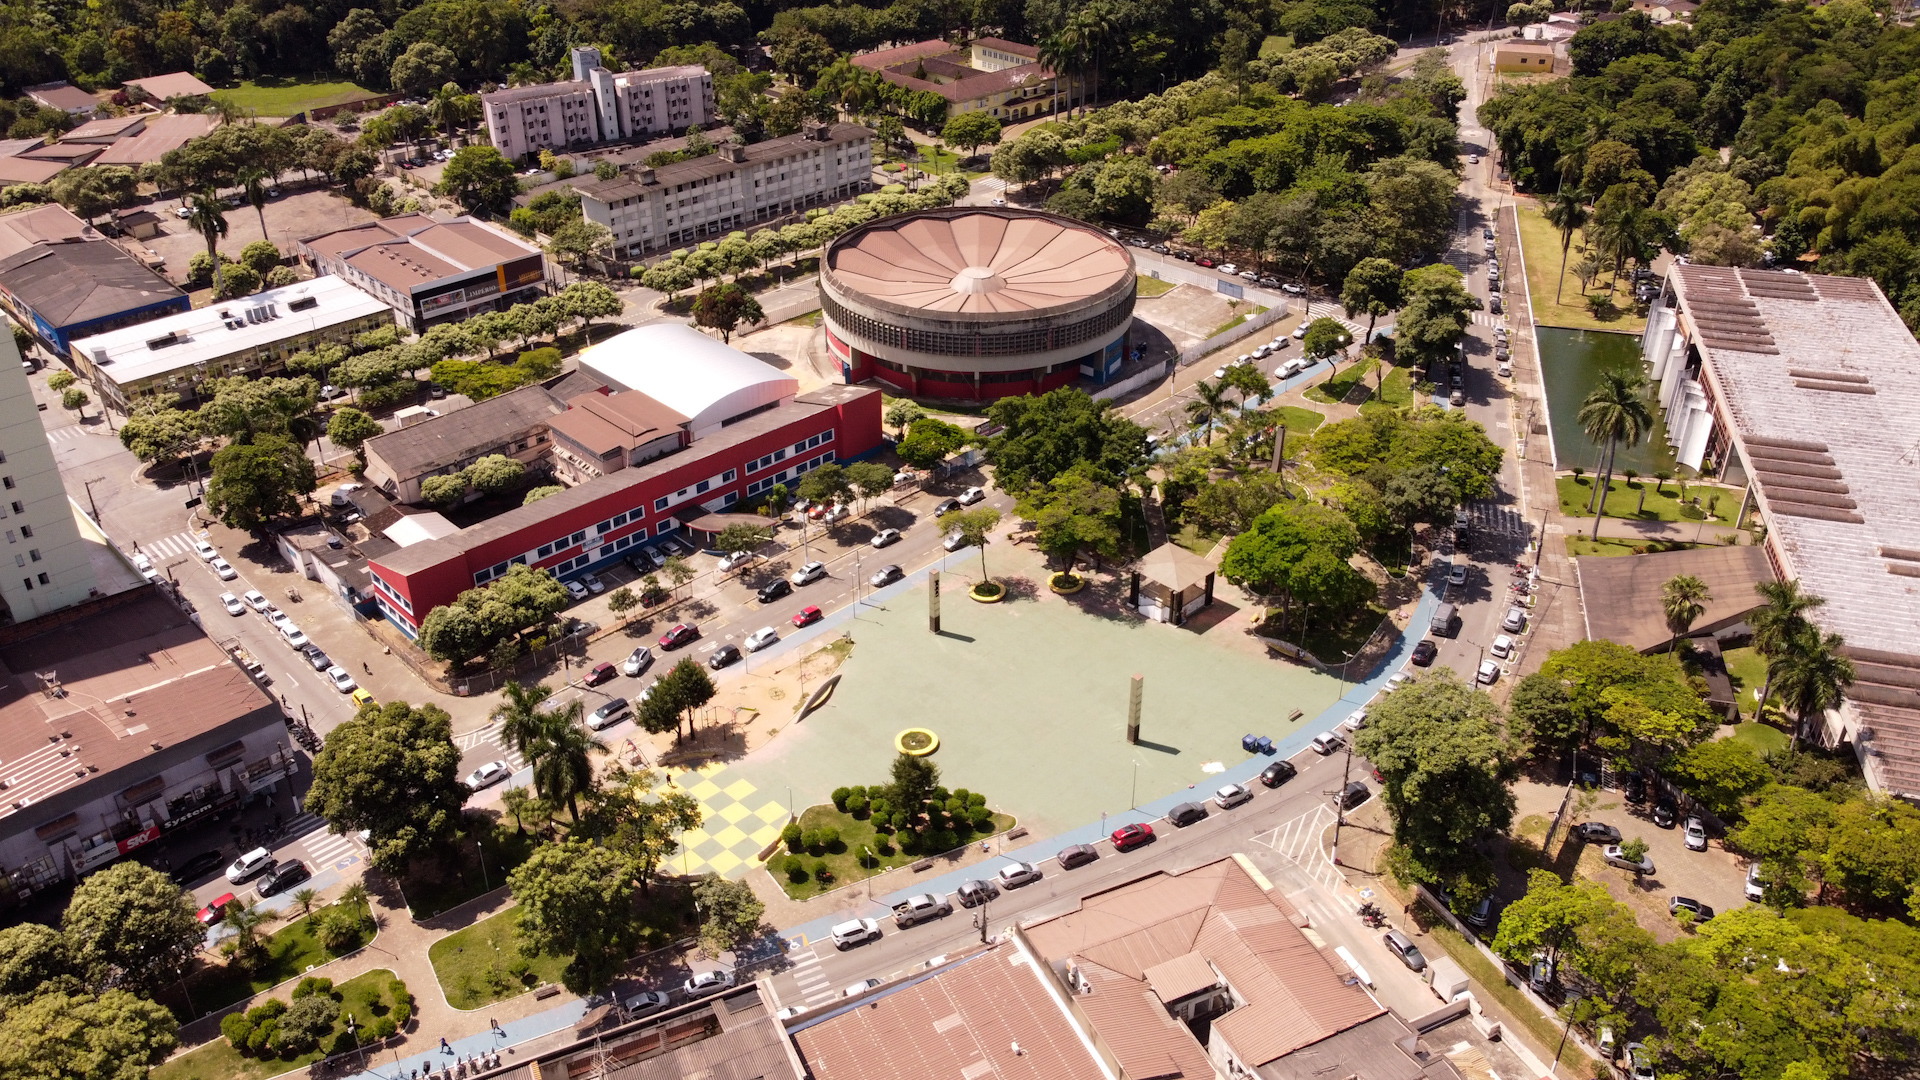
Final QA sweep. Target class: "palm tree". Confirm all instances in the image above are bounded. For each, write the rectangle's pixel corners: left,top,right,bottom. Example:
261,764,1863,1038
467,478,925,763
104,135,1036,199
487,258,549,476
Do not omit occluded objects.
428,82,467,147
1543,189,1588,304
222,902,274,967
1751,579,1827,712
290,886,320,919
1660,574,1710,653
237,167,270,242
491,680,553,758
1593,203,1651,288
187,189,228,297
1037,32,1088,118
337,881,369,913
1186,379,1231,445
1576,370,1653,539
1770,628,1854,749
527,702,606,820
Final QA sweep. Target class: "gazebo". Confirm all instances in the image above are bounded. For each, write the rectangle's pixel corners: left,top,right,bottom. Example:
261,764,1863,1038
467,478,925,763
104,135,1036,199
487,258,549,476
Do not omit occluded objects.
1130,543,1217,625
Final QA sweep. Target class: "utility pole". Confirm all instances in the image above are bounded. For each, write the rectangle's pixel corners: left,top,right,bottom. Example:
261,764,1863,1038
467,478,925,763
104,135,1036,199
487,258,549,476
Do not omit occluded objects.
81,476,105,520
1331,739,1356,865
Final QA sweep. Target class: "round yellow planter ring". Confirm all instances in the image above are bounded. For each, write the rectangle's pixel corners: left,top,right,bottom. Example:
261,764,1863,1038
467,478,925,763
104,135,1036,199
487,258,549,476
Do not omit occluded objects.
970,582,1005,603
895,728,939,755
1049,573,1085,594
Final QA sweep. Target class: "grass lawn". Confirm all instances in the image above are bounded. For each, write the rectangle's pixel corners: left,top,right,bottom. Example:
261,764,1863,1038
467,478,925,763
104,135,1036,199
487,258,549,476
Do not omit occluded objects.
775,803,1016,900
1556,475,1742,524
154,969,401,1080
1564,536,1702,558
1722,646,1774,718
1358,366,1416,414
1729,722,1789,756
428,905,572,1010
1136,274,1178,298
1209,304,1269,338
783,311,822,328
1303,358,1377,405
172,907,373,1019
1272,405,1325,434
1173,521,1219,557
1514,205,1646,333
912,145,989,179
1261,602,1389,665
212,77,377,116
403,825,540,920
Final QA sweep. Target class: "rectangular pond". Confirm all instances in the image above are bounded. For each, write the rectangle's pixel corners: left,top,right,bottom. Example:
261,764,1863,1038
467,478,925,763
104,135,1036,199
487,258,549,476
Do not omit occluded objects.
1537,325,1678,476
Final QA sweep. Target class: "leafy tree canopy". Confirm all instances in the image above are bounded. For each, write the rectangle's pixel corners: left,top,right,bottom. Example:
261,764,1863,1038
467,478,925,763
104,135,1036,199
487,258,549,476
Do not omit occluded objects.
304,700,468,874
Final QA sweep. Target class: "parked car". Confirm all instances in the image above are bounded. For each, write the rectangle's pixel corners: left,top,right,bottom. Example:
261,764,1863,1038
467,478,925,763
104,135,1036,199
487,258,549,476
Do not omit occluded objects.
1623,772,1648,803
195,539,218,561
744,627,779,652
1652,798,1678,828
172,850,227,886
256,859,310,898
942,530,969,552
198,892,236,925
466,760,511,791
566,580,590,602
1335,780,1370,810
1602,844,1654,875
793,605,823,627
585,662,616,686
1219,262,1239,275
1575,821,1622,845
932,498,960,516
1491,634,1514,659
1259,760,1297,787
956,878,999,907
622,646,653,677
1310,732,1343,755
1684,817,1709,851
718,549,755,572
1213,782,1252,809
830,918,882,949
842,978,883,998
709,644,741,669
211,557,237,581
1168,801,1208,827
1111,823,1154,851
1449,389,1465,406
327,666,357,693
1625,1043,1656,1080
243,589,270,612
1529,953,1556,992
1746,862,1766,901
1447,563,1467,586
683,969,736,998
996,861,1042,888
1057,843,1099,869
870,564,903,587
758,578,793,603
871,528,902,548
659,624,700,649
957,486,986,505
1382,929,1426,972
623,991,671,1020
579,572,605,594
792,560,827,585
220,592,245,616
226,847,273,884
589,698,631,730
1668,896,1714,921
1502,606,1527,632
1411,639,1438,666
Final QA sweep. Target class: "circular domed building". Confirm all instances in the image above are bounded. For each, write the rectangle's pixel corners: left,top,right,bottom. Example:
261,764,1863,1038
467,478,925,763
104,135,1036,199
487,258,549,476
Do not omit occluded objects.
820,207,1136,404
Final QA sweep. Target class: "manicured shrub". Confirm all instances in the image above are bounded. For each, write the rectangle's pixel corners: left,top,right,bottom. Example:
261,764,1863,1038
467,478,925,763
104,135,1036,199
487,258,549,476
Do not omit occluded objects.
246,1021,276,1056
370,1016,398,1039
850,785,868,802
390,1000,412,1027
812,859,832,883
891,810,909,830
875,840,895,856
870,797,891,818
968,793,987,808
952,788,970,804
782,822,803,853
831,786,852,810
972,808,994,830
925,829,957,854
221,1013,254,1052
850,796,869,817
784,855,808,882
388,979,412,1008
817,825,841,852
247,999,288,1022
292,976,334,1000
802,828,824,854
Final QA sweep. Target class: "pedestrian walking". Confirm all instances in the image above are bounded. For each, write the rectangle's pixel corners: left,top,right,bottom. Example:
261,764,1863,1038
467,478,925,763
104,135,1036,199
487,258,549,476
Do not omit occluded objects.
362,661,371,675
490,1018,503,1036
440,1037,451,1053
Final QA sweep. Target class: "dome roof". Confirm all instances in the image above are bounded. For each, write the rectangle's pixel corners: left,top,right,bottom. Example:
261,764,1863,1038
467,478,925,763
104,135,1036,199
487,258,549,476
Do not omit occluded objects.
826,210,1132,315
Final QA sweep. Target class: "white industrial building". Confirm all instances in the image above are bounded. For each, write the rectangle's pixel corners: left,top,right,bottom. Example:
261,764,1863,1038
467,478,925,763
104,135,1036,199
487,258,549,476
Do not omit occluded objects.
482,48,714,163
579,123,871,258
575,322,798,439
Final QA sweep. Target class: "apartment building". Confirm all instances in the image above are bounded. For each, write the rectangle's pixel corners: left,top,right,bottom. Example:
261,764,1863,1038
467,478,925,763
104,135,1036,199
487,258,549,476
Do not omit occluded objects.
579,123,872,259
482,47,715,162
0,331,96,623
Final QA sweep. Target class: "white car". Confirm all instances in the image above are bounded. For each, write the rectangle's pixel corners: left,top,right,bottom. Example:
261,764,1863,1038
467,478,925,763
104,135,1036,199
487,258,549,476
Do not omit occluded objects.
194,539,218,561
774,1005,808,1020
243,589,270,613
1491,634,1515,658
842,978,883,998
210,557,237,581
1468,154,1480,164
871,528,901,548
1684,817,1709,852
744,626,779,652
265,606,290,628
221,592,245,616
565,580,589,602
956,486,985,505
1386,671,1412,692
326,665,357,693
942,529,969,552
465,760,511,791
792,560,827,585
719,549,755,572
683,968,736,997
621,646,653,676
1340,709,1367,732
1252,344,1273,359
1477,658,1501,684
829,918,882,949
1218,263,1238,275
225,847,273,883
279,625,309,650
1292,324,1307,339
1745,862,1765,901
623,991,671,1019
1214,783,1252,809
1447,562,1467,586
996,861,1042,888
1311,732,1343,755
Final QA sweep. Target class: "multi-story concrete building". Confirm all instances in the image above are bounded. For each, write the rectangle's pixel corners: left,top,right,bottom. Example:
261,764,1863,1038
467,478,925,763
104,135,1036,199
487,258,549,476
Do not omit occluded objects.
0,331,95,624
853,38,1080,121
579,123,872,259
67,275,393,411
482,47,715,163
295,214,548,334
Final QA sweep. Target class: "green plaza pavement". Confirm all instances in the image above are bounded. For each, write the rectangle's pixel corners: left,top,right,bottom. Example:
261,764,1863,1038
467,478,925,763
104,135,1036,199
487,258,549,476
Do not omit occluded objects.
717,580,1344,843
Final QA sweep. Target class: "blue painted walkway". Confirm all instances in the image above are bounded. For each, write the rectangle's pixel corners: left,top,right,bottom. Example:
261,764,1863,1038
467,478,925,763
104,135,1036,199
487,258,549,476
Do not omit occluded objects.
342,998,589,1080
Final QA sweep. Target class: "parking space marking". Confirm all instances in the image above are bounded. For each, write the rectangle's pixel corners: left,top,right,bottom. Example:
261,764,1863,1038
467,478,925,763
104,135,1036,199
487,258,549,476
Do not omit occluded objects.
1251,805,1341,891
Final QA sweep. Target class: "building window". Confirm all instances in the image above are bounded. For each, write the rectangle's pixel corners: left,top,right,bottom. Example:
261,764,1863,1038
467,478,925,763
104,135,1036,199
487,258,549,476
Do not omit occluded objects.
28,549,39,562
37,572,48,585
2,477,12,489
18,525,29,538
21,578,30,591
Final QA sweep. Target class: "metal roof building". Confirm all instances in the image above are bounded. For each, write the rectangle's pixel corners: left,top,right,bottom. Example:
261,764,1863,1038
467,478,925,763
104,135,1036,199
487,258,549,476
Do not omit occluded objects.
577,323,798,439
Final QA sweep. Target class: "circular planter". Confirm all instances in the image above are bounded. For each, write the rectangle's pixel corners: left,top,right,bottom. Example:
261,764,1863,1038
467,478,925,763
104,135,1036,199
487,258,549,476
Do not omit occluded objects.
1049,573,1085,594
970,582,1005,603
895,728,939,756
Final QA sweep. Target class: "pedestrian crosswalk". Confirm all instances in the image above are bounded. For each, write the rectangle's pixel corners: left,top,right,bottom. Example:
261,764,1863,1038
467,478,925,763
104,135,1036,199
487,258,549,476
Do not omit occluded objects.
1470,311,1504,327
45,426,90,444
787,947,838,1004
289,811,365,872
140,531,205,561
454,723,526,772
1462,501,1529,539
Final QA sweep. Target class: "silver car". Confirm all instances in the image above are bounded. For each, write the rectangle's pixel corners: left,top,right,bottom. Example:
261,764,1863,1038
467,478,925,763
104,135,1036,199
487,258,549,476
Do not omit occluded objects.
996,861,1042,888
1214,783,1252,809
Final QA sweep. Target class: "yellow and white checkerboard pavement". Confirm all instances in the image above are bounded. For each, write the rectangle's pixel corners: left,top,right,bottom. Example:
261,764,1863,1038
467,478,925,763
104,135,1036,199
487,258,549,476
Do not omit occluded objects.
664,764,793,878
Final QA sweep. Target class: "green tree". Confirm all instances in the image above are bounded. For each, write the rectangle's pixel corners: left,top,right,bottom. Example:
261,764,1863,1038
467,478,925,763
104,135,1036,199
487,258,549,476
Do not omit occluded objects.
883,399,926,438
523,485,563,505
938,505,1001,583
1219,500,1368,631
578,766,702,892
1302,317,1352,385
1218,362,1272,406
507,839,639,995
690,282,765,342
545,219,611,279
434,146,519,213
1727,783,1836,908
61,862,201,996
1576,370,1654,539
1666,738,1770,820
489,680,554,761
205,433,316,531
1506,671,1579,756
1660,573,1710,653
304,700,468,874
1393,264,1480,368
464,453,524,496
895,417,967,469
1015,464,1122,570
0,922,76,1000
1339,256,1402,346
186,189,229,297
326,407,383,456
888,752,940,821
1771,628,1854,750
238,237,279,277
50,166,139,226
693,875,765,957
60,387,89,420
417,563,570,665
985,387,1148,491
389,41,458,98
843,460,895,511
607,587,638,625
1353,670,1520,884
528,703,606,820
0,989,178,1080
1184,378,1231,445
941,112,1003,159
713,522,774,557
1750,579,1827,716
1542,189,1590,304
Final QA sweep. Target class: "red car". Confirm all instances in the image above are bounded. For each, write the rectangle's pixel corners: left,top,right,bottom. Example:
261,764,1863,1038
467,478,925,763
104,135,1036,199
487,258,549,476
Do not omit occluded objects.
198,892,235,925
1111,823,1155,851
585,662,616,686
658,624,700,649
793,605,822,627
1196,257,1216,268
